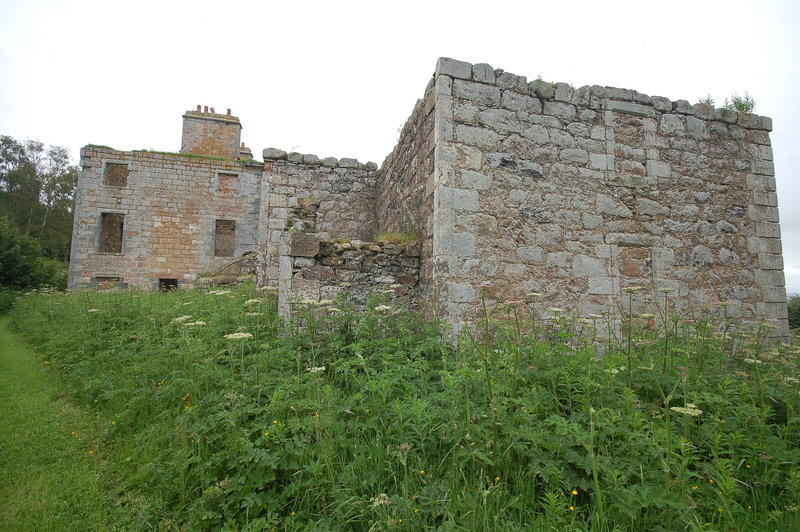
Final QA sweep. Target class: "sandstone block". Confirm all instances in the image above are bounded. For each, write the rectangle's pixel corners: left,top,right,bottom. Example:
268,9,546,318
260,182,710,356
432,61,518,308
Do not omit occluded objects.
588,276,618,295
573,254,606,277
455,124,498,148
516,246,543,264
263,148,287,160
290,232,320,257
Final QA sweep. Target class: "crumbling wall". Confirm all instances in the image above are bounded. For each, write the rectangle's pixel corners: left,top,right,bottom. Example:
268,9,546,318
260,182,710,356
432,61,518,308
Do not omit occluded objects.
69,146,262,288
376,79,437,292
431,58,787,336
257,150,378,286
277,232,421,317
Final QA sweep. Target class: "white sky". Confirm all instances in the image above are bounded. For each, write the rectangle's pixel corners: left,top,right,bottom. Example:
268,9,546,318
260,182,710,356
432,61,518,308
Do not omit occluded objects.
1,0,798,294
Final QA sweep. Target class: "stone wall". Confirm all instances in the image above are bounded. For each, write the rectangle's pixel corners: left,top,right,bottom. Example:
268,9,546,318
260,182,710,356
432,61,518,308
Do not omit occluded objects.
256,150,378,287
376,78,437,291
180,108,242,160
68,146,262,289
277,232,421,317
431,58,787,336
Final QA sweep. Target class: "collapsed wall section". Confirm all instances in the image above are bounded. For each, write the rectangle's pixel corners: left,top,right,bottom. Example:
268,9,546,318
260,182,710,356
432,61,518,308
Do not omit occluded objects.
68,147,262,289
376,78,437,294
257,150,378,287
431,58,787,336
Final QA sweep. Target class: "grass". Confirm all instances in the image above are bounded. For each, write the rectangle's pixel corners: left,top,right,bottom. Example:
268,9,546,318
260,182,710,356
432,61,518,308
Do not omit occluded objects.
0,316,124,530
4,284,800,530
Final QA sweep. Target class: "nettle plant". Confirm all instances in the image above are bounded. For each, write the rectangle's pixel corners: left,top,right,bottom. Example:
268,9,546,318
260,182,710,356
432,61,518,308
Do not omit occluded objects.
9,282,800,530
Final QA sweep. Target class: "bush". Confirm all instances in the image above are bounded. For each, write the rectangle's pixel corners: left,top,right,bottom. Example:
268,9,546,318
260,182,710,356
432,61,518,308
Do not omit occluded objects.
0,216,66,289
788,295,800,330
0,287,19,313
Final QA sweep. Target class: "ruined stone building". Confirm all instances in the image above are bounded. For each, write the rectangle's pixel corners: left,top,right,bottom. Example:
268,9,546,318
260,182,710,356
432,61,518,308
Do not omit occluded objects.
68,57,789,336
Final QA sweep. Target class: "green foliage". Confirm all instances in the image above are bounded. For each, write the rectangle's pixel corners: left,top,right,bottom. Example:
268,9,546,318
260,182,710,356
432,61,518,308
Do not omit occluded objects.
7,285,800,530
0,135,78,261
724,92,756,113
0,288,19,313
374,229,419,244
788,295,800,330
0,216,67,289
697,95,714,106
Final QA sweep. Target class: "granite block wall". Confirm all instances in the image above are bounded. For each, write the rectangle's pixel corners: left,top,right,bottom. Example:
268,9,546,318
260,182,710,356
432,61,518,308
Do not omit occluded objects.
376,78,437,293
430,58,787,336
256,150,379,287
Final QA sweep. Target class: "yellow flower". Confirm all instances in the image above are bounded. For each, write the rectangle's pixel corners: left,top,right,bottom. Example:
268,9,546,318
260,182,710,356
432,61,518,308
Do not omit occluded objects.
495,476,500,482
569,506,574,511
414,509,419,513
291,511,295,516
420,470,425,475
273,420,277,424
709,479,714,484
692,485,698,490
264,432,268,437
572,489,578,495
717,507,722,513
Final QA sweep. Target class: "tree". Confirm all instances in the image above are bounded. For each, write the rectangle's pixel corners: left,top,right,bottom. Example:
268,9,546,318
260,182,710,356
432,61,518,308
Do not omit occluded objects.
0,216,66,289
0,135,78,261
788,295,800,331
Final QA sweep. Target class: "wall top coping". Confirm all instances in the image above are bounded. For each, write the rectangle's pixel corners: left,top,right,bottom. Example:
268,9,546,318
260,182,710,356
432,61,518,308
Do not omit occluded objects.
262,148,378,171
80,145,262,168
183,110,242,126
435,57,773,131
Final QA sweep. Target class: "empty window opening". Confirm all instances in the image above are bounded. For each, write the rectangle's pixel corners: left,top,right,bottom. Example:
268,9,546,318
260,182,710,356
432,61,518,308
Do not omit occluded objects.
104,162,129,186
218,173,238,193
100,213,124,253
95,276,120,290
214,219,236,257
159,278,178,291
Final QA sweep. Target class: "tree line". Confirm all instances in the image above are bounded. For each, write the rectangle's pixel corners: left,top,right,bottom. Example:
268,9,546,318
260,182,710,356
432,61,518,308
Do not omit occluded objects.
1,135,77,292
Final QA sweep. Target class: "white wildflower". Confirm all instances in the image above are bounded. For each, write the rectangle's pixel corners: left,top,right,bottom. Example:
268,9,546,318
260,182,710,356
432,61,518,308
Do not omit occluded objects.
184,321,206,327
224,332,253,340
670,406,703,417
87,308,99,313
246,312,262,317
244,298,263,306
786,377,800,384
171,315,192,323
548,307,565,314
319,299,334,306
743,358,762,365
374,305,391,312
328,307,341,313
306,366,326,373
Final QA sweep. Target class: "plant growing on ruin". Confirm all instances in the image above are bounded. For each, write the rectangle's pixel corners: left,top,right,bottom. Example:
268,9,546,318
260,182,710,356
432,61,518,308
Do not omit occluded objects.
724,92,756,113
697,95,714,106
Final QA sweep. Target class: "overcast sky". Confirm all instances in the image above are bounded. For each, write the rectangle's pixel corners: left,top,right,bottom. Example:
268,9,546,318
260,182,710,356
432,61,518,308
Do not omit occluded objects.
1,0,798,293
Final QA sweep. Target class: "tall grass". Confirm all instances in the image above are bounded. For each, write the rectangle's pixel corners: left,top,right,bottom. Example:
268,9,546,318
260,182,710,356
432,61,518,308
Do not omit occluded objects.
9,283,800,530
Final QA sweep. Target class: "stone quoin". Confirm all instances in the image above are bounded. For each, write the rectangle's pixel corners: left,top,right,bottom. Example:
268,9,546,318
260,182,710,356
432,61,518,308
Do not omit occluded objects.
68,57,789,337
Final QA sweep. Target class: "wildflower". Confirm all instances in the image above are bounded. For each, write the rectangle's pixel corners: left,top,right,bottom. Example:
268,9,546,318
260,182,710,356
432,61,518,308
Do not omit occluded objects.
328,307,341,313
319,299,334,306
658,287,675,294
496,476,501,482
390,284,402,289
670,406,703,416
526,292,542,298
182,302,192,306
244,298,263,306
548,307,565,314
246,312,262,317
743,358,762,365
264,432,268,436
638,313,656,320
171,315,192,323
420,470,424,475
572,489,578,495
89,450,94,454
414,509,419,514
375,305,391,312
570,506,575,511
622,286,644,293
692,485,698,490
306,366,326,373
184,321,206,327
224,332,253,340
87,308,99,313
273,420,277,424
786,377,800,384
291,511,295,516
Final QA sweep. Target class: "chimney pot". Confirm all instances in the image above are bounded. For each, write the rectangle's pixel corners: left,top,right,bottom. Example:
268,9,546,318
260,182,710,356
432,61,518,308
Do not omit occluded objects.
196,104,201,111
204,105,208,113
227,108,231,116
210,107,215,114
241,142,245,148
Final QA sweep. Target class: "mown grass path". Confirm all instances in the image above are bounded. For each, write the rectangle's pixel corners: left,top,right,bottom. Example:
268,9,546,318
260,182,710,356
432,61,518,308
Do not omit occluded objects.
0,316,115,530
